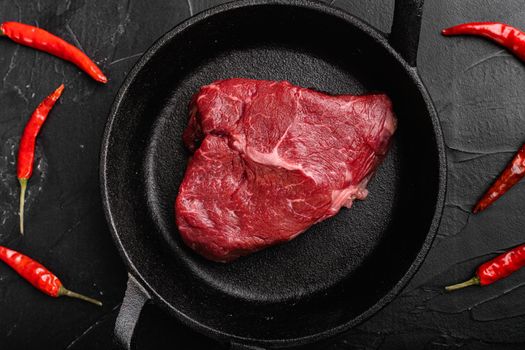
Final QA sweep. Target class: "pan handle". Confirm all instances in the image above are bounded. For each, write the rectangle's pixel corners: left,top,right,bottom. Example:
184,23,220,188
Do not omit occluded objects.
389,0,425,67
114,274,151,349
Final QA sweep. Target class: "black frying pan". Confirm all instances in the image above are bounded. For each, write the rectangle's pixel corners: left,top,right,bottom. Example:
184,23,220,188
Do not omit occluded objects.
100,0,446,348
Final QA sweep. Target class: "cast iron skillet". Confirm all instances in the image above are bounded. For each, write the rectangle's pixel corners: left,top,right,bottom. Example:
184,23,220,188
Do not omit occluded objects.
101,0,446,348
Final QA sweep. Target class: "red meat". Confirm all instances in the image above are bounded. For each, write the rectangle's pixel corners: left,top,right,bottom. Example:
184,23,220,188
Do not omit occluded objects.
176,79,396,262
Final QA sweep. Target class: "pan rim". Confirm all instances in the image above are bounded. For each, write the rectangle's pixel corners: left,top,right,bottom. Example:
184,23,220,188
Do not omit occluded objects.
100,0,447,346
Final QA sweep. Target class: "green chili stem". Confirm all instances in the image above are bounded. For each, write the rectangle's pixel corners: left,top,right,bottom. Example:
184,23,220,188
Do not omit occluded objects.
445,276,480,292
58,285,103,306
19,178,27,235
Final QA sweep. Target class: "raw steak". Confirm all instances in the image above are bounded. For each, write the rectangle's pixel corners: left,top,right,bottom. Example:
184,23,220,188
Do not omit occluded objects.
175,78,396,262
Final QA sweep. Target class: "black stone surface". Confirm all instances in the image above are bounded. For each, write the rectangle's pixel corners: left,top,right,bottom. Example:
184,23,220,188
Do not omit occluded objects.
0,0,524,349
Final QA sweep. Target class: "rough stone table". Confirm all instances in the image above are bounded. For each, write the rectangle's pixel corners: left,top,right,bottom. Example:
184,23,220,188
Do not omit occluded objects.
0,0,524,349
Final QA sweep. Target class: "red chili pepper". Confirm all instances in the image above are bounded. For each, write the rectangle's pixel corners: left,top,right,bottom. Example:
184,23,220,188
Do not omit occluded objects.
0,22,107,83
17,84,64,234
446,243,525,291
442,22,525,62
0,245,102,305
472,143,525,213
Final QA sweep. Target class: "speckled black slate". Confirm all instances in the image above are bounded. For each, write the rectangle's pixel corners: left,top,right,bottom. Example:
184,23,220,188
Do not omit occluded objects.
0,0,524,349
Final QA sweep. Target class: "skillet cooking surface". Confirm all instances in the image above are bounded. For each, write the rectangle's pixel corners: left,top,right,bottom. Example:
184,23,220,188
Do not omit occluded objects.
102,0,445,343
146,46,403,302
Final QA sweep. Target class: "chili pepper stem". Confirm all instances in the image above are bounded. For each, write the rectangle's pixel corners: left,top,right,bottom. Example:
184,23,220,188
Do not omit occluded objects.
445,276,480,292
58,285,102,306
18,178,27,235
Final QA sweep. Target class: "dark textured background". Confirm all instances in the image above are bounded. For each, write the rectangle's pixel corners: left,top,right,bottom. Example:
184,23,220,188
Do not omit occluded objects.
0,0,524,349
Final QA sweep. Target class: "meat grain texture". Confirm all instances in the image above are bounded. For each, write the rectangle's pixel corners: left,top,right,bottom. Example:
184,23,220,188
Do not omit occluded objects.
176,79,396,262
